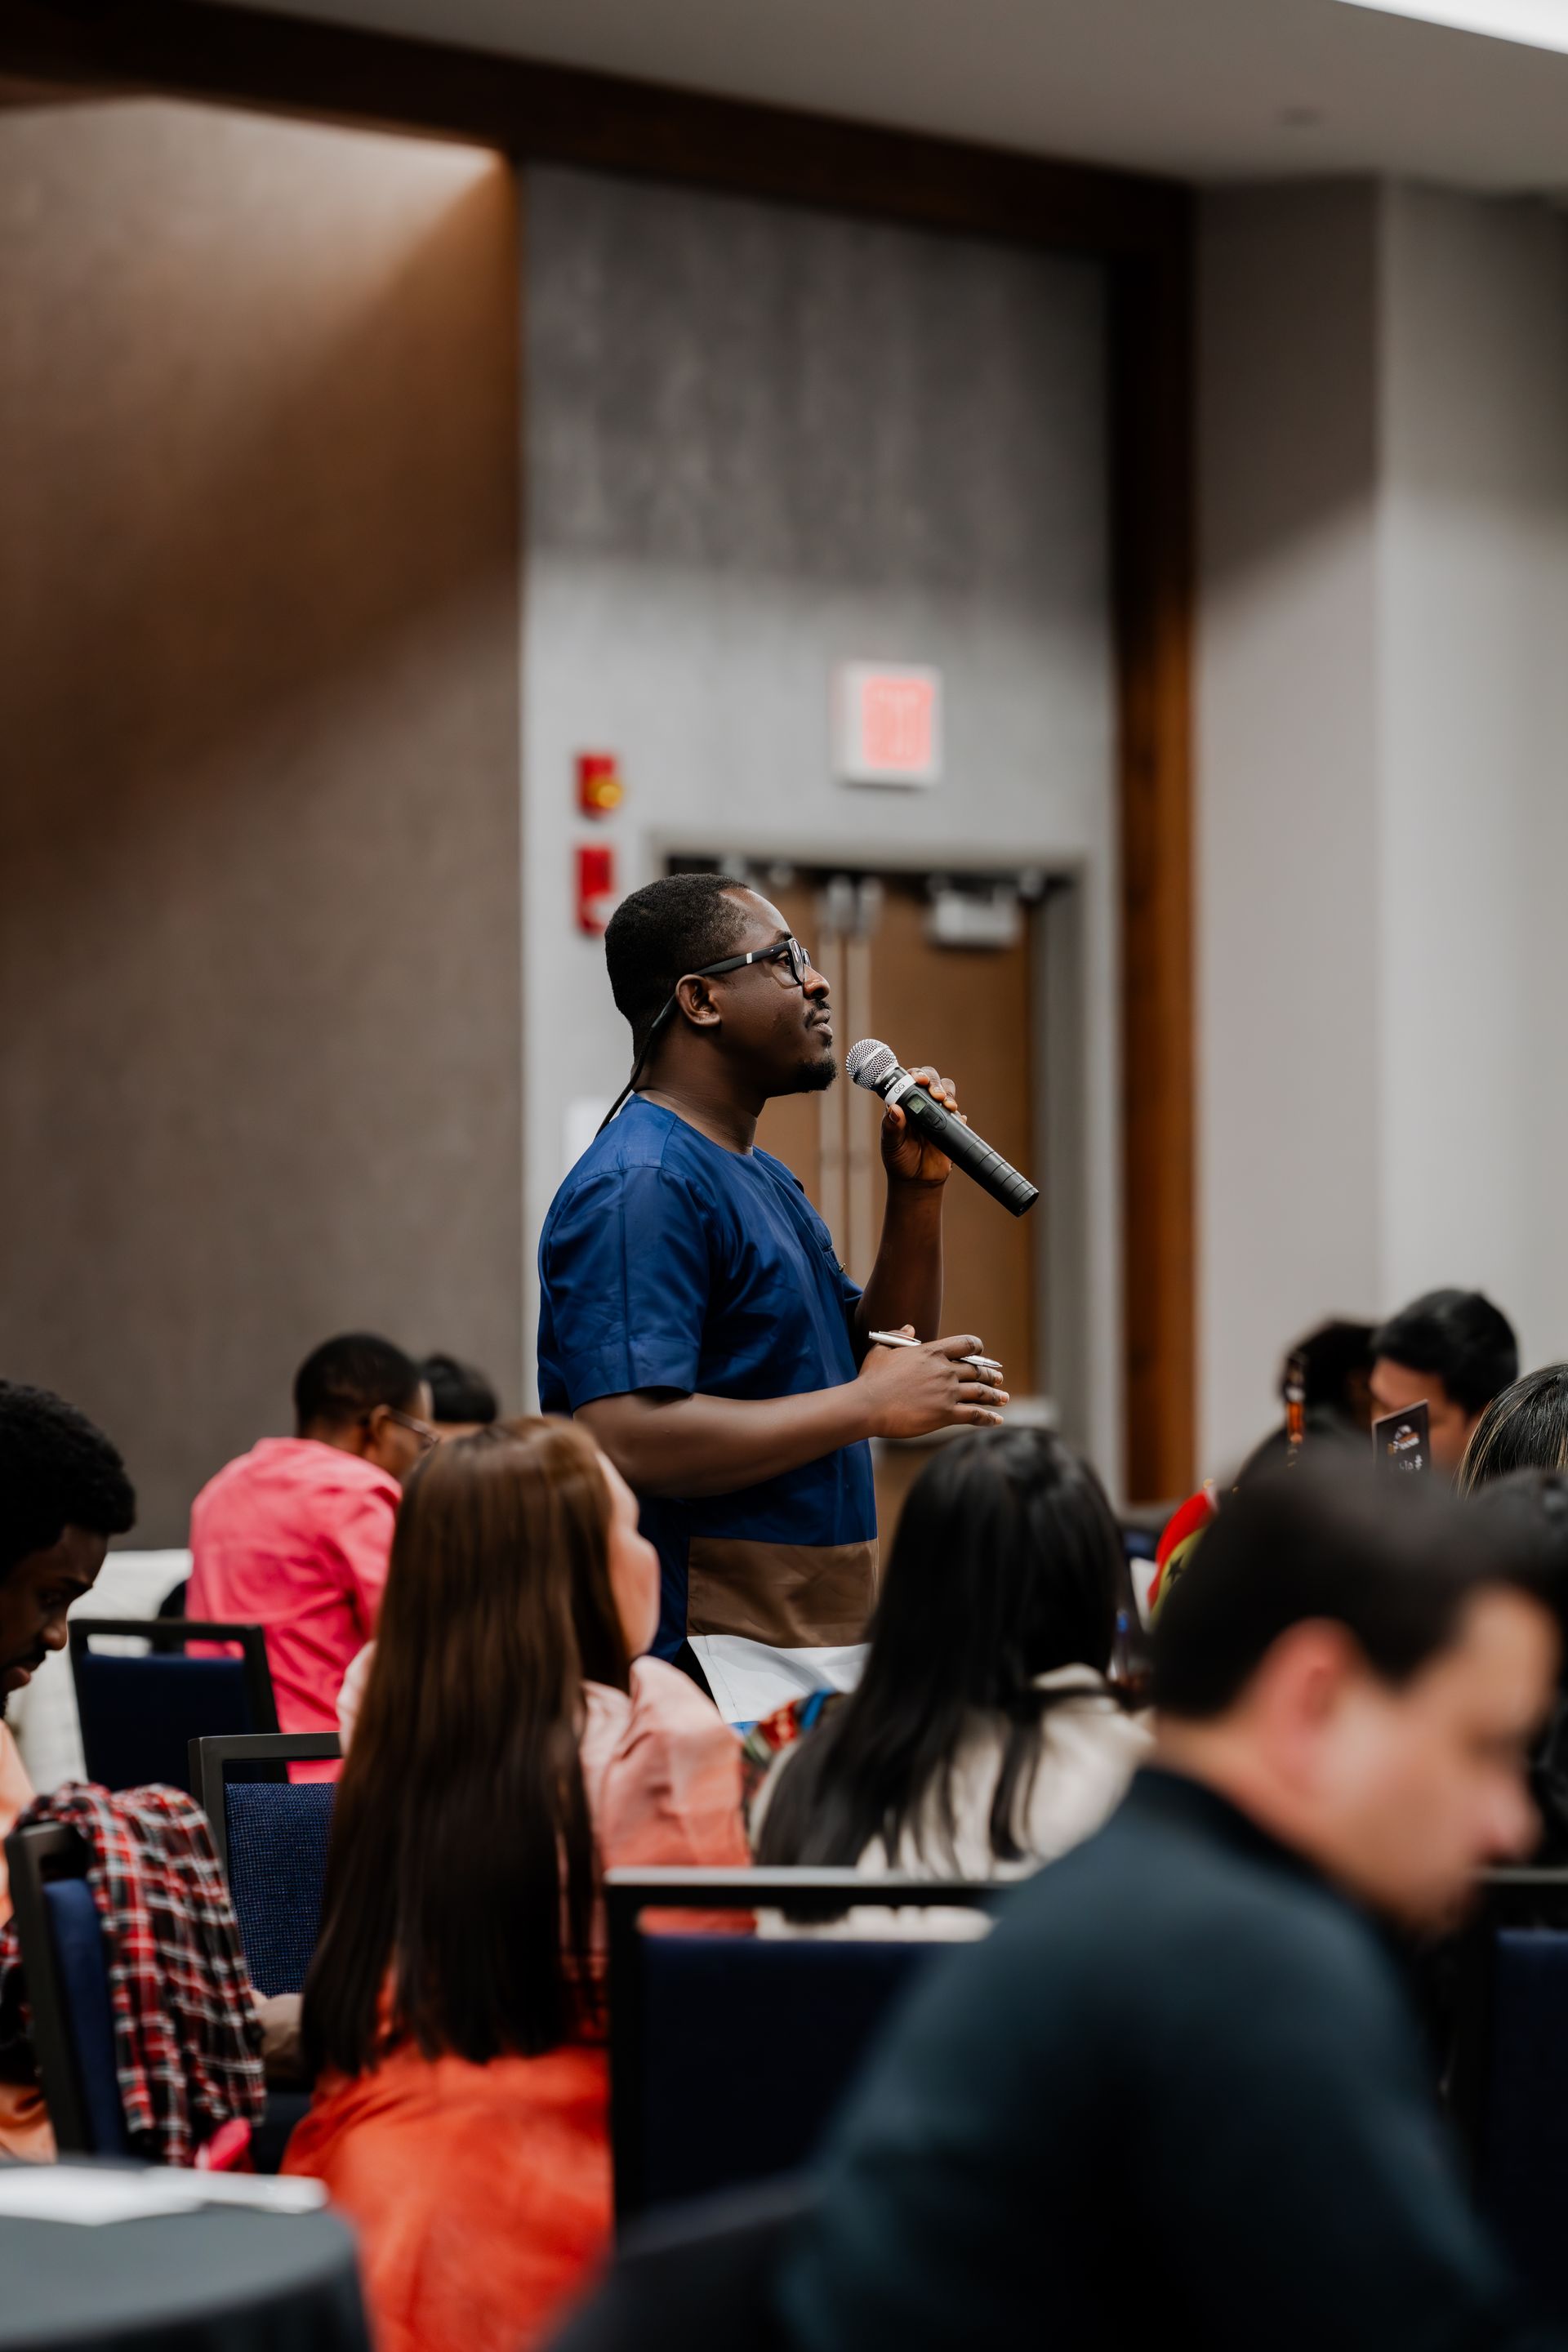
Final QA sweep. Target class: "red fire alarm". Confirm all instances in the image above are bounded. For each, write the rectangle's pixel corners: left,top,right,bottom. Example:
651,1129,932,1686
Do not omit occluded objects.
577,843,617,936
577,752,625,817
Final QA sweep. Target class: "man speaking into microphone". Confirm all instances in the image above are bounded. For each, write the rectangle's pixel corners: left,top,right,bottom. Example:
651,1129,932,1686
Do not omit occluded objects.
537,872,1008,1722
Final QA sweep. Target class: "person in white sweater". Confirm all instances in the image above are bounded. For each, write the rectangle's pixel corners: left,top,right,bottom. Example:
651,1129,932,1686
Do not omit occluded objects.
750,1427,1149,1883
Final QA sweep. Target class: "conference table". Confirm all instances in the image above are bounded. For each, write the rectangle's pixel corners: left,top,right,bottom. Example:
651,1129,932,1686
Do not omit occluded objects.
0,2202,369,2351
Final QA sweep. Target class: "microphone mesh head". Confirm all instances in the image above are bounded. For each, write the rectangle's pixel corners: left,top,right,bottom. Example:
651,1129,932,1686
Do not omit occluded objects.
847,1038,898,1094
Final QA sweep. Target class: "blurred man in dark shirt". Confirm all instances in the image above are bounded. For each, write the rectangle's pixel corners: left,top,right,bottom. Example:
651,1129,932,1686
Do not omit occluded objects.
779,1465,1561,2352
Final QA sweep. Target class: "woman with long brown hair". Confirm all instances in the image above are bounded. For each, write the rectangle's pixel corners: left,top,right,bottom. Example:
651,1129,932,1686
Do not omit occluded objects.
283,1417,746,2352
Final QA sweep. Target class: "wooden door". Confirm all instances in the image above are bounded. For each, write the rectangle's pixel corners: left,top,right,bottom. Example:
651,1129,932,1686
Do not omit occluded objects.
866,880,1036,1390
750,866,1040,1546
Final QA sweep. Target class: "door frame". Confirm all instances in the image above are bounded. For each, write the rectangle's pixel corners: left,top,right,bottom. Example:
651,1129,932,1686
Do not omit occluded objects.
5,0,1195,1499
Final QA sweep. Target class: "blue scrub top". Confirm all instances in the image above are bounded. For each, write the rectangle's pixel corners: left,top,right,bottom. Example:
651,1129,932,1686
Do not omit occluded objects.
537,1097,877,1659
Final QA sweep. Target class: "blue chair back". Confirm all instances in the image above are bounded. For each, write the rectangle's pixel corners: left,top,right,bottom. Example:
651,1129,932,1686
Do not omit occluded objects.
4,1824,129,2157
1478,1927,1568,2314
223,1779,336,1998
635,1931,934,2211
72,1619,277,1795
42,1878,130,2156
607,1868,998,2221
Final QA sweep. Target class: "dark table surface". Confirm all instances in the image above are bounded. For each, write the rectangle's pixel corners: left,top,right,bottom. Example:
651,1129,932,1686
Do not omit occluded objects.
0,2204,370,2352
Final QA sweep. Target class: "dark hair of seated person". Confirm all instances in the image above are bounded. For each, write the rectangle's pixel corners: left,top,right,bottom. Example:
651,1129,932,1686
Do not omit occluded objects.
755,1425,1136,1872
0,1381,136,1578
1457,1365,1568,1494
1153,1457,1527,1722
1371,1287,1519,1419
292,1331,422,1432
418,1352,499,1428
1468,1467,1568,1649
1468,1468,1568,1860
301,1418,630,2078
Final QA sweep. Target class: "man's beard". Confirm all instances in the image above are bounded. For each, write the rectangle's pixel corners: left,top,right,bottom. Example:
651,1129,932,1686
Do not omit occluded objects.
788,1053,838,1095
0,1646,47,1719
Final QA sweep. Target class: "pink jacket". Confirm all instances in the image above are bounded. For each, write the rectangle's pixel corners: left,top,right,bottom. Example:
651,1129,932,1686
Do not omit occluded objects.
337,1649,748,1873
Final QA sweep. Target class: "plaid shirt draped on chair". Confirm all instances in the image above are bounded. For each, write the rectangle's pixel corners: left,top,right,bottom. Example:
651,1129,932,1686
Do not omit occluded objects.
0,1783,265,2164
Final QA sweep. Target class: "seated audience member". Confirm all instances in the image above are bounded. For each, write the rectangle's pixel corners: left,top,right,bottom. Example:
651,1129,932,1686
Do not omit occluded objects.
419,1351,499,1437
1235,1316,1377,1481
1459,1365,1568,1494
751,1428,1148,1882
283,1418,746,2352
1370,1288,1518,1477
0,1380,136,2157
187,1334,432,1760
777,1464,1560,2352
1471,1468,1568,1860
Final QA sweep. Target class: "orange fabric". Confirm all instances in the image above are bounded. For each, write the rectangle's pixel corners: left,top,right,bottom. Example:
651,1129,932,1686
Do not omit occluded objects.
285,1657,748,2351
0,1726,54,2161
287,2042,611,2352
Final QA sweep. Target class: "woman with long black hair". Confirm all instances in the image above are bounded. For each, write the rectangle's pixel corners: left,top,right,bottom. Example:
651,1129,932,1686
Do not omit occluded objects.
283,1418,746,2352
751,1426,1148,1880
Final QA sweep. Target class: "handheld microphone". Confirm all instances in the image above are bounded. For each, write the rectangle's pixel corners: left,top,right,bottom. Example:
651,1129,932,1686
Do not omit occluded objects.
847,1040,1040,1218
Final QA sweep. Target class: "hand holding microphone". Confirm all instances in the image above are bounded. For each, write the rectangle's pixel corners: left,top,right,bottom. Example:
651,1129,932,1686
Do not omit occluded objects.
849,1040,1039,1218
875,1062,965,1187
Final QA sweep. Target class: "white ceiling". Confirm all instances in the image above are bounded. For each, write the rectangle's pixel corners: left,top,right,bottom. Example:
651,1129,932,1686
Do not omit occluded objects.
194,0,1568,191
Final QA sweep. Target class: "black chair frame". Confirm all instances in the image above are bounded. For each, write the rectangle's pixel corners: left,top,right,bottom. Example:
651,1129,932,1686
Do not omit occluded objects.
1449,1864,1568,2157
604,1864,1000,2225
3,1820,103,2154
548,2172,813,2351
190,1731,341,1868
70,1617,280,1740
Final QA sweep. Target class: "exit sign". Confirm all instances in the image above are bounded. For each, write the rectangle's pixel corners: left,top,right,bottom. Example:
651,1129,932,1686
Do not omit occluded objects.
835,664,942,787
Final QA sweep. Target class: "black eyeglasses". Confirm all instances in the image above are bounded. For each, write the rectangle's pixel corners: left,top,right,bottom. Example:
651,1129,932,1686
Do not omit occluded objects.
598,936,816,1132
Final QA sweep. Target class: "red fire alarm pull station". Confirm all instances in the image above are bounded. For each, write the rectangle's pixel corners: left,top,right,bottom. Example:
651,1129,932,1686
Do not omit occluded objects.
577,843,617,936
577,753,625,817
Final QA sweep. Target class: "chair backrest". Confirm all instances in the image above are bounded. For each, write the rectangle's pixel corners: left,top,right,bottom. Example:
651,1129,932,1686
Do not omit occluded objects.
606,1866,1000,2222
192,1732,341,1997
1450,1869,1568,2319
4,1821,128,2157
548,2175,811,2351
70,1619,278,1794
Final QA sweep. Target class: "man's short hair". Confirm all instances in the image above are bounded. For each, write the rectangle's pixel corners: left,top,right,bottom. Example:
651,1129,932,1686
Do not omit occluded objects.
418,1353,498,1428
0,1382,136,1579
1153,1462,1529,1722
294,1334,421,1431
604,874,751,1058
1371,1288,1519,1417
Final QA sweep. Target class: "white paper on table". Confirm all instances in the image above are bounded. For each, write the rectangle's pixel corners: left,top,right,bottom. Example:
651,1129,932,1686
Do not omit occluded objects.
167,2170,325,2213
0,2164,326,2225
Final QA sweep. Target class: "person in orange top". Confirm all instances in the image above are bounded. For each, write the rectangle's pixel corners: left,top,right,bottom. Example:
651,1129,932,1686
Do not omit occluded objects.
283,1418,747,2352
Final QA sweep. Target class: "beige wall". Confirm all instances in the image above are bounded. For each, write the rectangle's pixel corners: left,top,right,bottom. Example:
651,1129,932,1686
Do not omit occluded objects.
0,99,523,1541
1198,178,1568,1477
1197,183,1383,1477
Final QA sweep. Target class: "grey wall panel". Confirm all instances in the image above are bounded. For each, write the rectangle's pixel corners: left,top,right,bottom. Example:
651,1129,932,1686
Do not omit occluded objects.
1,101,523,1541
522,167,1120,1472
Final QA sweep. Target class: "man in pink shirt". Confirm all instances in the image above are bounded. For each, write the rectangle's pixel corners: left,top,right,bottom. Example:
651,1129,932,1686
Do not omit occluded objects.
189,1335,434,1768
